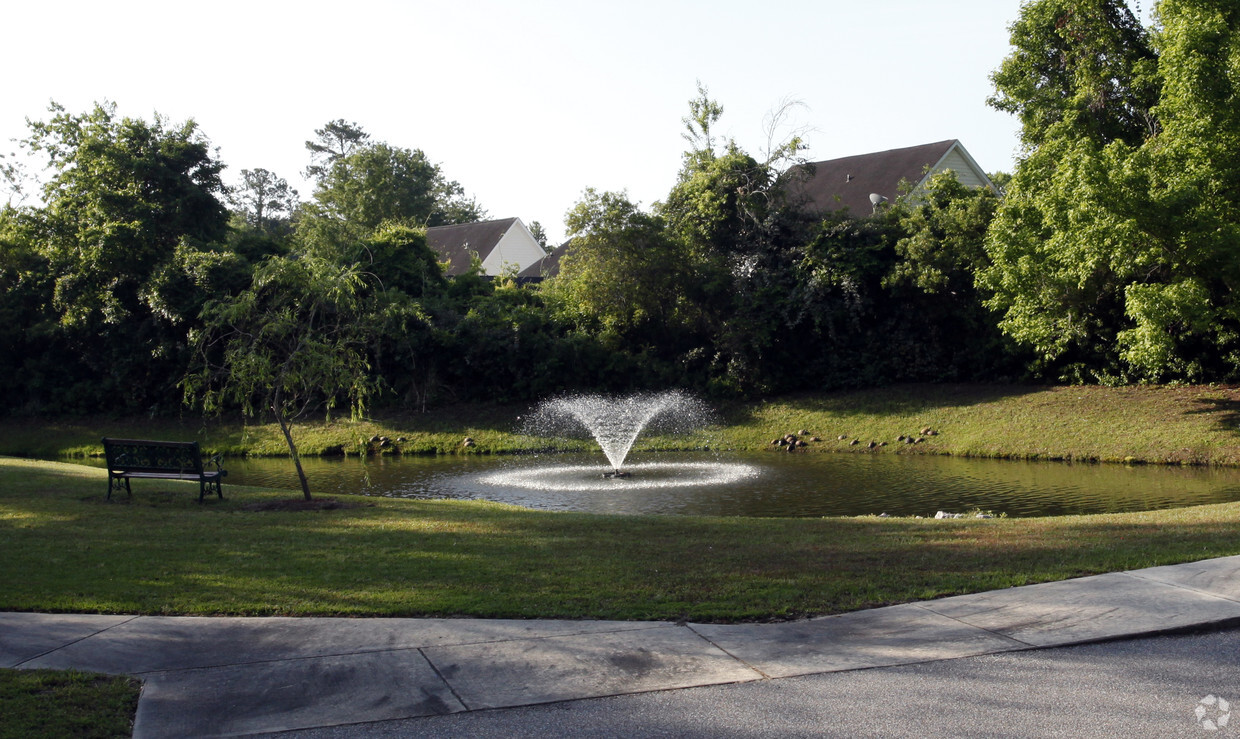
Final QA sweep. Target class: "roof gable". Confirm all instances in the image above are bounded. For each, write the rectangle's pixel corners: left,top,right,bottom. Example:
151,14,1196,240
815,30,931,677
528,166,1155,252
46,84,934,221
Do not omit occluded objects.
426,218,519,275
788,140,992,215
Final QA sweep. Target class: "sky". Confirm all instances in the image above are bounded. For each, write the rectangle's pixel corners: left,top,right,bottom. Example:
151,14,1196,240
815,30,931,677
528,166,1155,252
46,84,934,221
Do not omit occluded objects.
3,0,1033,244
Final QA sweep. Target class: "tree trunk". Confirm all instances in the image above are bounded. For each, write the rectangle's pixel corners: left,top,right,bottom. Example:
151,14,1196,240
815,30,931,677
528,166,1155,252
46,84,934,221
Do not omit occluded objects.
275,408,312,500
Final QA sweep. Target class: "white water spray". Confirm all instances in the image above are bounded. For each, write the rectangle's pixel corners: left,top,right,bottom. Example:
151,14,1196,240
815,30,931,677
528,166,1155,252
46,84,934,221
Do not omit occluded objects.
522,390,711,472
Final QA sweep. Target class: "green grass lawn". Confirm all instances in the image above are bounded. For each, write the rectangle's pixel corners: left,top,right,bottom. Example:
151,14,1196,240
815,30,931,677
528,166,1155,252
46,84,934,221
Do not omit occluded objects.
2,456,1238,622
0,669,138,738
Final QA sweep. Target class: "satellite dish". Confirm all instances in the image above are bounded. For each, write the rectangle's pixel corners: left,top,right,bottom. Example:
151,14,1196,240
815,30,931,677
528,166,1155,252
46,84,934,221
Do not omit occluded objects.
869,193,887,206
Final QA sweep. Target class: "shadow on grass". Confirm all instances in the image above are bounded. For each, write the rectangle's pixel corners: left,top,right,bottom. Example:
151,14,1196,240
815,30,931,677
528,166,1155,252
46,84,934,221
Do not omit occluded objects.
1186,393,1240,439
716,383,1045,426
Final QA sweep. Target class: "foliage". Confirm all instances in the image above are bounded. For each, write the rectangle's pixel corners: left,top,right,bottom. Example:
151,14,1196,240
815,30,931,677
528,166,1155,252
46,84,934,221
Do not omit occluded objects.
230,167,298,233
303,118,370,183
0,102,232,413
185,255,378,499
7,15,1240,417
1118,0,1240,379
307,141,484,235
552,189,694,345
982,0,1240,383
988,0,1159,150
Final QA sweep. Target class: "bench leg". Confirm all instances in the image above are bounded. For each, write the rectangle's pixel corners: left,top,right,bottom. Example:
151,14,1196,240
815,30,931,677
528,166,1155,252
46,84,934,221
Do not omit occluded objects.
199,478,224,503
107,475,130,501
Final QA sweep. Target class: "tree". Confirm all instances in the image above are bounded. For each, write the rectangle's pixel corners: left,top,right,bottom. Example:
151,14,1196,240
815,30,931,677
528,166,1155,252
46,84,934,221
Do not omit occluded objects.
887,172,999,296
982,0,1240,383
550,189,693,347
528,220,549,251
885,173,1017,379
22,102,229,327
304,119,370,182
8,101,231,411
1113,0,1240,379
655,85,813,394
979,2,1163,381
230,168,298,233
0,151,30,206
185,255,377,499
988,0,1159,150
306,141,485,236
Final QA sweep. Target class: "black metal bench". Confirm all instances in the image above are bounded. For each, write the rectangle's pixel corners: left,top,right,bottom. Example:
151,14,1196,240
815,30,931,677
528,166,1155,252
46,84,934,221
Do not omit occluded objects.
102,438,226,502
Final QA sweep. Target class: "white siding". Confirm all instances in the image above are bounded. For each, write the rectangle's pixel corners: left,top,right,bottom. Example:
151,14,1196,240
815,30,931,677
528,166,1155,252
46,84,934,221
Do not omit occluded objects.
935,148,990,189
479,220,547,276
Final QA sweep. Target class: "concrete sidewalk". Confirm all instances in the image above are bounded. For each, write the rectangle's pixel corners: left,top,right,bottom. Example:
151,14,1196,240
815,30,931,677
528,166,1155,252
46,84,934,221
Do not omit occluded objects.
3,555,1239,738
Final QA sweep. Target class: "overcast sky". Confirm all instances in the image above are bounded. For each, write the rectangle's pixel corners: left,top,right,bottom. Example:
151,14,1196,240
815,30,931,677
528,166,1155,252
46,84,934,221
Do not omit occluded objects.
4,0,1035,243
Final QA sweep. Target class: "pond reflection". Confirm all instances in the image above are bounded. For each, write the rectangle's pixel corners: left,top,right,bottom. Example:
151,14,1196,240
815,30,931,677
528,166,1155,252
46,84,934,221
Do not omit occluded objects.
211,451,1240,518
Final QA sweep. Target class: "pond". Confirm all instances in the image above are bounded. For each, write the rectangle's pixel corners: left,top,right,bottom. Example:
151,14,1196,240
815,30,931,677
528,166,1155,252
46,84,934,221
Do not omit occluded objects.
204,451,1240,518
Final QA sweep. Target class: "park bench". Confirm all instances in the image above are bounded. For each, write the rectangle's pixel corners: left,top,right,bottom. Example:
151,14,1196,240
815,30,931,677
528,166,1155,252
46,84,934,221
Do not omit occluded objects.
102,438,226,502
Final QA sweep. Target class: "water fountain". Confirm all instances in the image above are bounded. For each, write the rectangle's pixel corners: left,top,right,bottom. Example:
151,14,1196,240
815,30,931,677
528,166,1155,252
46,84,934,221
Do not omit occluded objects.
524,390,709,475
476,390,760,494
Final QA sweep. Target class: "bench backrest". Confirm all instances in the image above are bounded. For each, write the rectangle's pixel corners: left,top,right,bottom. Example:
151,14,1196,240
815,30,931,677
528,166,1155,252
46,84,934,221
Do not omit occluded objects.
102,438,204,475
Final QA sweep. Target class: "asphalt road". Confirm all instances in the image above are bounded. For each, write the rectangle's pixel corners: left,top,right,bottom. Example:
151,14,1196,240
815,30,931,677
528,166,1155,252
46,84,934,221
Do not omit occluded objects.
269,624,1240,739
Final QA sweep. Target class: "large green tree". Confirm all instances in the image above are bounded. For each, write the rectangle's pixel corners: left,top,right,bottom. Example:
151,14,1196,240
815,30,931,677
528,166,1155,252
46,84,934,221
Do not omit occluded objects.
8,102,232,411
306,140,485,236
988,0,1159,150
655,86,814,393
1115,0,1240,378
982,0,1240,383
979,1,1161,381
550,188,694,347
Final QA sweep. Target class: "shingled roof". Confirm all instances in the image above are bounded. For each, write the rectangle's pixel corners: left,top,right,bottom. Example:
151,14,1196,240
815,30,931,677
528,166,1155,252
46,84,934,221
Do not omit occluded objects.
426,218,520,276
788,140,992,215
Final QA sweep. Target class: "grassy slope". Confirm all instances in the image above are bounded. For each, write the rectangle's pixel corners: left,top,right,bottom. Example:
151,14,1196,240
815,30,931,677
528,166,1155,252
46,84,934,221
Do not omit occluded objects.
2,456,1239,622
725,384,1240,465
3,384,1238,465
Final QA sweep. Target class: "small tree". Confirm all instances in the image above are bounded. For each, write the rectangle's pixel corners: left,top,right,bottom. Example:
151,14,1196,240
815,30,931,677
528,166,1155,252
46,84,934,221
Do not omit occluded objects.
184,255,376,499
231,168,298,233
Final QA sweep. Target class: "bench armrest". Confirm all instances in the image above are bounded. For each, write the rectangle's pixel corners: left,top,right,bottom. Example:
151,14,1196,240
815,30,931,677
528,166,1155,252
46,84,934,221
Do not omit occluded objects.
207,453,225,471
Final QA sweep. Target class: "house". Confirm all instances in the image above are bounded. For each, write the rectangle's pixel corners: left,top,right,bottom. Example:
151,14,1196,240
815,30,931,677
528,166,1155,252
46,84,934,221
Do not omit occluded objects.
516,239,572,282
425,217,547,277
788,139,997,215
